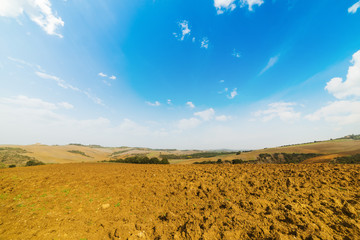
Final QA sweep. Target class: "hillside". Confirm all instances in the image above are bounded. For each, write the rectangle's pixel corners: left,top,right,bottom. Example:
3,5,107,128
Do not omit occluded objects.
1,136,360,167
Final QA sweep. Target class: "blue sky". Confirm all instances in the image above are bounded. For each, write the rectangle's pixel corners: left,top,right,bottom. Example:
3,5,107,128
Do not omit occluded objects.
0,0,360,149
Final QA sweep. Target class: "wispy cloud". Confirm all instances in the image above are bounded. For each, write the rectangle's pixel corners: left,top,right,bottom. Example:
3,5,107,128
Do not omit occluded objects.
240,0,264,11
58,102,74,109
227,88,238,99
173,20,191,41
146,101,161,107
214,0,263,14
254,102,301,122
186,101,195,109
215,115,232,121
194,108,215,121
232,49,241,58
348,1,360,14
214,0,236,14
98,73,116,86
201,37,209,49
36,72,80,91
177,117,202,130
0,0,64,38
259,54,280,75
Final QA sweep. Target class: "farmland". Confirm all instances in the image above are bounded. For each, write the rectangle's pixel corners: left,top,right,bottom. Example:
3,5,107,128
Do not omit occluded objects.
1,163,360,239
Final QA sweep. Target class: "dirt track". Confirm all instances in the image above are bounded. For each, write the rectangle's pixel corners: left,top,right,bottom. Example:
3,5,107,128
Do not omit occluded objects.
1,163,360,239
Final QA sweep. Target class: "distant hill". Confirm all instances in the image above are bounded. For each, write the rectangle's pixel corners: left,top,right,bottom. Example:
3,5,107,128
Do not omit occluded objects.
1,134,359,167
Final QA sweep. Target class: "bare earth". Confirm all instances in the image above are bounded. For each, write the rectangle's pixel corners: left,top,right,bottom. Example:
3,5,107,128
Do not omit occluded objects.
1,163,360,239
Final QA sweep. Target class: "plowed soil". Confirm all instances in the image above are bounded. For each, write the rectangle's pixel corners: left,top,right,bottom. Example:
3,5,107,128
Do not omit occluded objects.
1,163,360,240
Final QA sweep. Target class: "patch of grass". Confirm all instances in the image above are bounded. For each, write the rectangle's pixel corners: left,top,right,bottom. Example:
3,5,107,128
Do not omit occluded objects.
68,150,92,158
62,189,70,196
13,194,22,201
115,202,120,207
0,147,38,166
0,193,8,200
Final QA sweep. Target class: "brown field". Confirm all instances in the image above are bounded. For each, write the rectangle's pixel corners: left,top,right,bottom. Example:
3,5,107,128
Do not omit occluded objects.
1,163,360,239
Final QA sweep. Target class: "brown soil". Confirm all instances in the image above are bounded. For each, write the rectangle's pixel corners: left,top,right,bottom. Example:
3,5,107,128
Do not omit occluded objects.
1,163,360,239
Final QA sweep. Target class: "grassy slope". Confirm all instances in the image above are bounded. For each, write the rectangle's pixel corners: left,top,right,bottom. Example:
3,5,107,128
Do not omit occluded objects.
177,139,360,164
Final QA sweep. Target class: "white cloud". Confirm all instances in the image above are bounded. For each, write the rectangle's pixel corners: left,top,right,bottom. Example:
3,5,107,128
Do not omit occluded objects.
0,0,64,38
177,117,202,130
325,50,360,99
254,102,301,122
348,1,360,14
186,101,195,109
58,102,74,109
36,71,104,105
167,99,172,105
174,20,191,41
36,71,79,91
214,0,236,14
103,80,111,86
84,91,103,105
219,80,225,83
146,101,161,107
305,100,360,125
232,49,241,58
109,75,116,80
215,115,231,121
194,108,215,121
214,0,263,14
259,54,280,75
240,0,264,11
201,37,209,49
0,95,56,110
307,50,360,126
98,72,107,77
227,88,238,99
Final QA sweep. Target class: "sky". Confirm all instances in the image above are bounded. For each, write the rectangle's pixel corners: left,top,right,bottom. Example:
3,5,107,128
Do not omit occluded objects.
0,0,360,150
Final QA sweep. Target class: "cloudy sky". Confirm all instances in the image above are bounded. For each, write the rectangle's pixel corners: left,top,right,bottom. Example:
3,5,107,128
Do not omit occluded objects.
0,0,359,149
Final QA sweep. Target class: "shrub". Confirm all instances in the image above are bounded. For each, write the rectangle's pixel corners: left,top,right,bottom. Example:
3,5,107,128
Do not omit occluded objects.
334,154,360,164
9,164,16,168
105,156,169,164
26,160,45,166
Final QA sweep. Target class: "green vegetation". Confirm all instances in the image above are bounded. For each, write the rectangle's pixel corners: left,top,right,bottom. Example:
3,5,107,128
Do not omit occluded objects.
69,143,104,148
338,134,360,140
0,147,38,166
9,164,16,168
68,150,92,158
333,154,360,164
103,156,169,164
110,150,131,156
160,151,237,159
194,159,246,164
25,160,45,166
257,153,322,164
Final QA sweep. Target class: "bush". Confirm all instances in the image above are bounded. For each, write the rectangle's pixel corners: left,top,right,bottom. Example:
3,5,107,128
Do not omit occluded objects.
26,160,45,166
105,156,169,164
334,154,360,164
9,164,16,168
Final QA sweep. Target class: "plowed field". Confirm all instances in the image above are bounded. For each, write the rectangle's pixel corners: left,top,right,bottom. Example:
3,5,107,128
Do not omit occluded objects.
1,163,360,239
